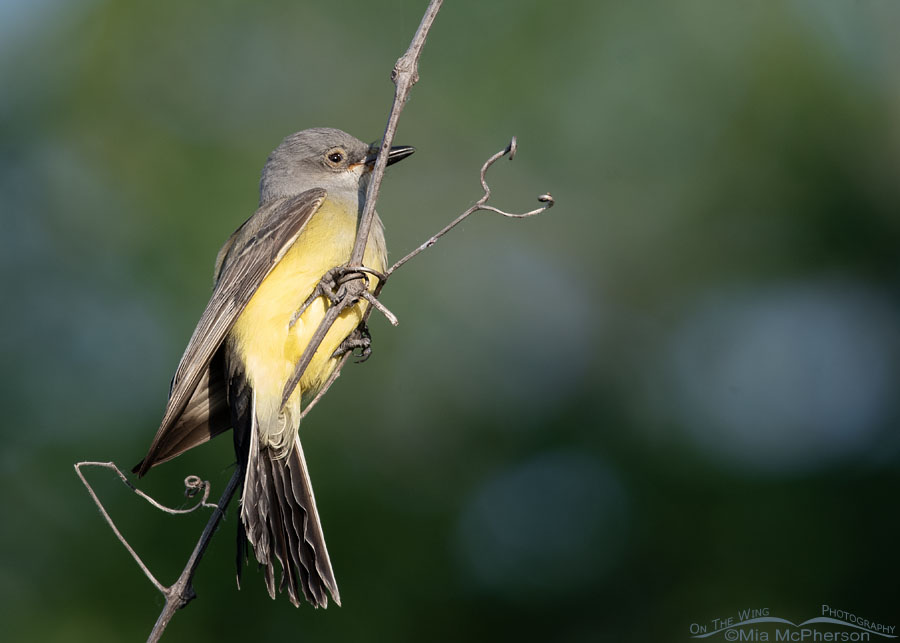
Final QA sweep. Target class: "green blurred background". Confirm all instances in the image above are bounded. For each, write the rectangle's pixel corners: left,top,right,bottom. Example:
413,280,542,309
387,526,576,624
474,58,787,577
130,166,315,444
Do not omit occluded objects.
2,1,899,641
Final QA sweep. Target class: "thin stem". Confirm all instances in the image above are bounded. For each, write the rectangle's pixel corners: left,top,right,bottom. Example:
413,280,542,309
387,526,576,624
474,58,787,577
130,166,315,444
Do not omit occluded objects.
290,137,554,421
73,460,241,642
75,462,169,593
280,0,444,410
76,3,558,640
298,352,352,423
280,296,347,408
387,137,554,277
146,468,242,643
349,0,444,267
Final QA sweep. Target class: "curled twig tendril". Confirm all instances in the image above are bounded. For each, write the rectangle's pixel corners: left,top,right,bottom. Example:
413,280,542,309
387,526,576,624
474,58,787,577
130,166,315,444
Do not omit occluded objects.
385,136,554,277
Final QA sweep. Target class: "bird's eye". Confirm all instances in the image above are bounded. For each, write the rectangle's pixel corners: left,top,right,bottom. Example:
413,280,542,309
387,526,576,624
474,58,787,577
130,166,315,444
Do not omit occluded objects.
326,150,345,165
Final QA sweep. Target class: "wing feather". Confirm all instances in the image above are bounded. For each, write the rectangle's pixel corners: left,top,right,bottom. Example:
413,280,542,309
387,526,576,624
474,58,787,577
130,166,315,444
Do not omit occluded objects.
131,348,230,472
136,188,327,476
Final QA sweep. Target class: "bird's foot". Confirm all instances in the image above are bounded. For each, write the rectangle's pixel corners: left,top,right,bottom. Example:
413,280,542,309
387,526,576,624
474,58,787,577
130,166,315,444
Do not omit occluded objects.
289,265,385,329
332,322,373,362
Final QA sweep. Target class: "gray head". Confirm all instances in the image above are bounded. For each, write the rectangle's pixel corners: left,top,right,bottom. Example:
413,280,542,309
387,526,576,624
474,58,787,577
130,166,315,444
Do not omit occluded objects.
259,127,414,205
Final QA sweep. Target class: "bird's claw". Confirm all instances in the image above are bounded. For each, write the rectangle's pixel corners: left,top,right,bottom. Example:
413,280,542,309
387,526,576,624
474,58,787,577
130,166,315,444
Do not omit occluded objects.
332,323,373,362
289,266,377,329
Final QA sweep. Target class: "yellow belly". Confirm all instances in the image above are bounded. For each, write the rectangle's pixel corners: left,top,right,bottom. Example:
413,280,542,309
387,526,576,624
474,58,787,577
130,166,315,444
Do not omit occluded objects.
228,196,386,449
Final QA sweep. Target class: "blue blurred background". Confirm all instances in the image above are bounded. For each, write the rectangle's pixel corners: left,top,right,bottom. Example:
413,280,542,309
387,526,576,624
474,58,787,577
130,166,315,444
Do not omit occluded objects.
2,1,899,641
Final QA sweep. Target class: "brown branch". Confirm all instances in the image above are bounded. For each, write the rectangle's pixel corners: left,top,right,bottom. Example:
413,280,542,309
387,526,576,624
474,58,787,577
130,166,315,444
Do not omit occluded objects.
76,1,555,639
280,0,443,409
350,0,444,267
78,5,449,639
385,136,554,277
289,137,554,425
146,469,241,643
298,352,353,422
74,460,239,642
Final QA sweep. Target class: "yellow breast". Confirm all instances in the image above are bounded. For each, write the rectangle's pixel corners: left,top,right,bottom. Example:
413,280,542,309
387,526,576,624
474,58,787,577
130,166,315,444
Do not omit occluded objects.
228,196,386,448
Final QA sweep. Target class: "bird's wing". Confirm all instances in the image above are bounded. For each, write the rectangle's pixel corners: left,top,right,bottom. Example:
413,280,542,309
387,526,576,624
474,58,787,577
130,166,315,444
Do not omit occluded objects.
131,348,231,471
135,188,327,476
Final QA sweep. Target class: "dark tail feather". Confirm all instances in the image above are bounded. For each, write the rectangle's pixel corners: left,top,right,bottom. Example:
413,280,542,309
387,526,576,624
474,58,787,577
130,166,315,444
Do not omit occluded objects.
240,428,340,608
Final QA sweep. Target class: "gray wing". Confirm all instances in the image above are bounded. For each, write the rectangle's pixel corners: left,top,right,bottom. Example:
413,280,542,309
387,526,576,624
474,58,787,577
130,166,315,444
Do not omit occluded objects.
135,188,327,476
132,347,230,471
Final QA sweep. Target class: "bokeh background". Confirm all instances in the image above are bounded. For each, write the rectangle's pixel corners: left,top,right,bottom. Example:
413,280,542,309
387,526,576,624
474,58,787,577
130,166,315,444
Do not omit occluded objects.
2,1,899,641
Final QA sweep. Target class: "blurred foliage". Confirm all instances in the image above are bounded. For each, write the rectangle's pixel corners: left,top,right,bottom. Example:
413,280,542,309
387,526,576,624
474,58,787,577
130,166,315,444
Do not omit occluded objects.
2,1,899,642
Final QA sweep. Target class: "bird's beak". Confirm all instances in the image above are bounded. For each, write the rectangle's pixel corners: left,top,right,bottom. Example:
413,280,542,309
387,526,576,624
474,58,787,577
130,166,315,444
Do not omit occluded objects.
365,143,416,167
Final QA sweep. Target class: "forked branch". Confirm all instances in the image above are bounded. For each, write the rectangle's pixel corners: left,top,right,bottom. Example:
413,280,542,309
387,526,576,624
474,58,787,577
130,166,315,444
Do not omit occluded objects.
386,136,553,277
75,1,554,641
297,136,553,420
73,461,226,605
280,0,444,409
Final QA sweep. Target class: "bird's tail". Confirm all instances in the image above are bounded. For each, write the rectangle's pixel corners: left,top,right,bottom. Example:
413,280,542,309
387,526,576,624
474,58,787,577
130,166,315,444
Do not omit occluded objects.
237,421,340,608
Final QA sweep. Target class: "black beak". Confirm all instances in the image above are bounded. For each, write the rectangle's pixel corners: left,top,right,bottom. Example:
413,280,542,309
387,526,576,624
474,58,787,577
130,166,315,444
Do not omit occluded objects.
365,144,416,167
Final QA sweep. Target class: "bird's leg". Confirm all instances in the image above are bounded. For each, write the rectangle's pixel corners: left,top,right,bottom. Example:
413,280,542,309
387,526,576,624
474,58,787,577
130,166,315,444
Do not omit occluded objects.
289,266,385,329
332,322,373,362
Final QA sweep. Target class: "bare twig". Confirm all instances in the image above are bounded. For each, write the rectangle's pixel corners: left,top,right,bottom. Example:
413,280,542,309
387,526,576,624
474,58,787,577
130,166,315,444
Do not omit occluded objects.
77,1,555,639
298,352,353,423
386,136,554,277
76,461,216,517
361,290,399,326
280,0,443,409
74,461,240,642
145,469,241,643
280,295,349,409
288,137,554,427
351,0,443,267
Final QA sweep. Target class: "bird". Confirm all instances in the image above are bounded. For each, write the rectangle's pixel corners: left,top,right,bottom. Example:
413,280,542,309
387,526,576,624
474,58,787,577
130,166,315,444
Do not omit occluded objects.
134,128,415,608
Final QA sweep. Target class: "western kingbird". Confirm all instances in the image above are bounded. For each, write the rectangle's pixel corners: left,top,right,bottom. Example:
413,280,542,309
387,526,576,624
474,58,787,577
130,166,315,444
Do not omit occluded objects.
134,128,415,608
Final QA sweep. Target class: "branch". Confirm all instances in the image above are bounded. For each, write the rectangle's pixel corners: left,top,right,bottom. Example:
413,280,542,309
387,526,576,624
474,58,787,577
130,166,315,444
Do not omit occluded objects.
386,136,553,277
280,0,443,409
350,0,443,267
73,461,240,643
76,1,555,639
289,137,554,424
77,8,449,638
146,469,241,643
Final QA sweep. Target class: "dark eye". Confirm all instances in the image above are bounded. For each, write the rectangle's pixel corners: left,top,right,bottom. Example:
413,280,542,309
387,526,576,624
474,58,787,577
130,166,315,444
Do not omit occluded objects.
327,151,344,164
